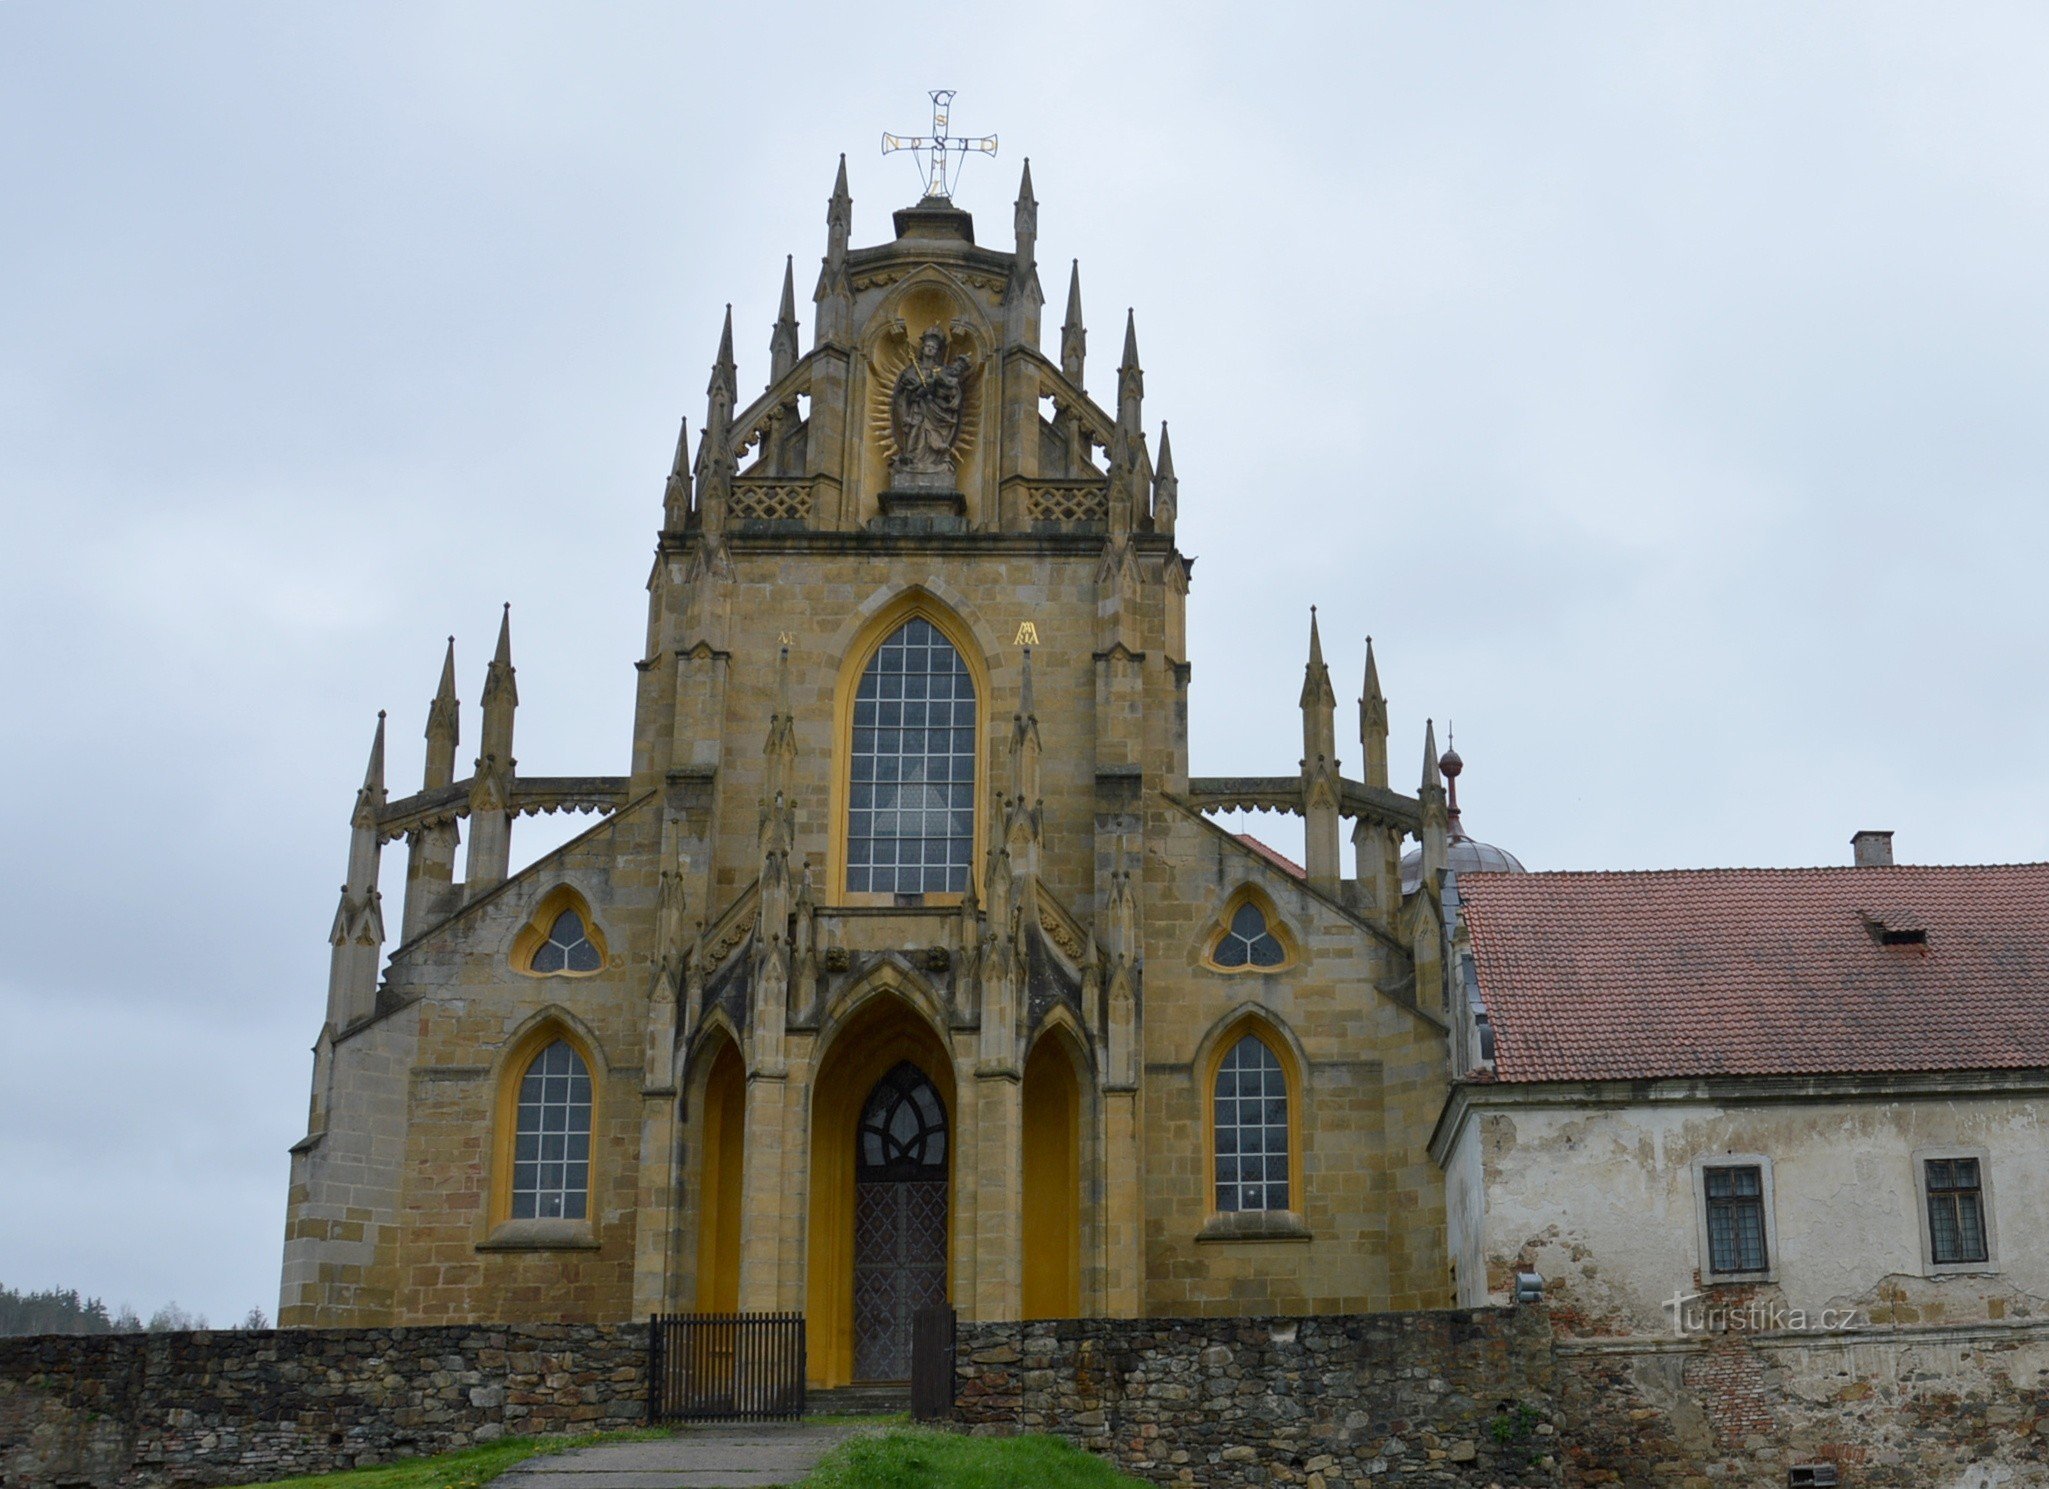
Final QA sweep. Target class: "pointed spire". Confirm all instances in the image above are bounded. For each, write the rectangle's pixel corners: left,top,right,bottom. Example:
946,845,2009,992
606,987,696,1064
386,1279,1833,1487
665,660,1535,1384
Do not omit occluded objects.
1418,717,1449,886
424,638,459,790
1299,609,1341,889
769,257,800,386
709,304,737,403
330,710,388,1029
1014,158,1037,260
1060,260,1086,387
1019,642,1037,721
489,603,514,680
1151,421,1178,536
475,601,519,824
1299,607,1336,710
816,155,855,344
1359,635,1389,790
1118,308,1143,413
355,710,387,816
663,415,692,529
696,310,738,532
826,153,852,257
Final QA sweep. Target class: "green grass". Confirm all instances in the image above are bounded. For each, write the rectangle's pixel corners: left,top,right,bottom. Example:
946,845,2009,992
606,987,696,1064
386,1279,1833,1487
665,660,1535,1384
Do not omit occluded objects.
799,1425,1148,1488
238,1428,672,1489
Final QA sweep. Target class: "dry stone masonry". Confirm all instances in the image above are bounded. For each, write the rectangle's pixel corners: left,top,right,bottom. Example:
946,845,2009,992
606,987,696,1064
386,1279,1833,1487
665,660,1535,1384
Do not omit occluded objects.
0,1324,643,1489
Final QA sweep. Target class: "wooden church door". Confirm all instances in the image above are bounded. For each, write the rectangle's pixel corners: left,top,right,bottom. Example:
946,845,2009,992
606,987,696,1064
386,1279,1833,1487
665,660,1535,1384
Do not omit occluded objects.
851,1062,948,1381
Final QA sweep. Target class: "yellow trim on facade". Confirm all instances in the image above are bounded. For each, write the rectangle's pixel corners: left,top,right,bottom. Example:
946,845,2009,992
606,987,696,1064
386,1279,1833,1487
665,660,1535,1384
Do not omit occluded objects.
826,590,990,907
694,1037,746,1311
1197,1011,1306,1223
1202,883,1303,974
509,884,612,978
803,992,956,1386
487,1017,602,1230
1021,1027,1083,1320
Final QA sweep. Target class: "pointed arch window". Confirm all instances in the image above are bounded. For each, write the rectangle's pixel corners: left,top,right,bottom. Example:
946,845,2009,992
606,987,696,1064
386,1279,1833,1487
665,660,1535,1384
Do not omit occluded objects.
847,618,977,896
1213,1033,1290,1213
1211,901,1286,969
511,1040,592,1220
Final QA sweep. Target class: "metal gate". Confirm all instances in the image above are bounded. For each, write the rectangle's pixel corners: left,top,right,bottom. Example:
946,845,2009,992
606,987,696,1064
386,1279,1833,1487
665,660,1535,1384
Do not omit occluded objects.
909,1303,956,1422
646,1312,806,1422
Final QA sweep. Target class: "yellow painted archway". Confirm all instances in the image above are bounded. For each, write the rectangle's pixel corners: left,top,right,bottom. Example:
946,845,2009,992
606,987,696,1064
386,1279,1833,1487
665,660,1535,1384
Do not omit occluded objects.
693,1036,745,1312
805,990,956,1386
1020,1026,1084,1320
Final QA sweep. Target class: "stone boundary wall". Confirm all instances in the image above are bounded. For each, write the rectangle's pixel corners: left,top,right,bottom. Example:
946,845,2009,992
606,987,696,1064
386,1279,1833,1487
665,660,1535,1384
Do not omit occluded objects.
0,1324,645,1489
956,1311,2049,1487
955,1309,1561,1486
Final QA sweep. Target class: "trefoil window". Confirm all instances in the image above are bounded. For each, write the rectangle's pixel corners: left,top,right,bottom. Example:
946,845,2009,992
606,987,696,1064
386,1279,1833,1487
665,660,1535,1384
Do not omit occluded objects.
1211,901,1286,969
532,910,601,974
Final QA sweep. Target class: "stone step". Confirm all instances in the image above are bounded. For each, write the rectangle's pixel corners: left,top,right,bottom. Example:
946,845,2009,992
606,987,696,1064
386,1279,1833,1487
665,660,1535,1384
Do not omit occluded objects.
806,1383,911,1417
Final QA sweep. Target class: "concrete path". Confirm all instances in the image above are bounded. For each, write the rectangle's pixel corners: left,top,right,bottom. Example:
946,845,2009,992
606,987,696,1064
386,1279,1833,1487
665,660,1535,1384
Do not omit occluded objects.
496,1425,863,1489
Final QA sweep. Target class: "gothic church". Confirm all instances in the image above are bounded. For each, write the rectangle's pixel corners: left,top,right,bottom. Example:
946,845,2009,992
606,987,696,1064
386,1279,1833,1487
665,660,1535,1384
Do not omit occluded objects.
283,157,1465,1386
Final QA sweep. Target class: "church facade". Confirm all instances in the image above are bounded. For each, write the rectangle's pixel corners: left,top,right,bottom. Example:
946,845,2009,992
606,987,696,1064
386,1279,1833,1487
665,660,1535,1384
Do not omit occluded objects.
282,160,1462,1384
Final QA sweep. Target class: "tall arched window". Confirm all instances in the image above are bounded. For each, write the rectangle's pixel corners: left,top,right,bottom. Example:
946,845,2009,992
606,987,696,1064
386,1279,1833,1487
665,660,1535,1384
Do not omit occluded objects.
511,1040,592,1220
847,618,976,896
1213,1033,1289,1213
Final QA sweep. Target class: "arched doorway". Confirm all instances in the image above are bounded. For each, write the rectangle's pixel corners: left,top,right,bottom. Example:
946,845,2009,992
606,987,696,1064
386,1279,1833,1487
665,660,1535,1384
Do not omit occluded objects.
1020,1031,1082,1320
852,1062,949,1380
693,1038,745,1312
805,991,955,1387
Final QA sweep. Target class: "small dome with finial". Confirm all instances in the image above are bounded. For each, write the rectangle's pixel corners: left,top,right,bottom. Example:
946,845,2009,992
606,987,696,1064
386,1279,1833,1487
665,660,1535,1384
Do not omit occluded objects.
1401,730,1524,892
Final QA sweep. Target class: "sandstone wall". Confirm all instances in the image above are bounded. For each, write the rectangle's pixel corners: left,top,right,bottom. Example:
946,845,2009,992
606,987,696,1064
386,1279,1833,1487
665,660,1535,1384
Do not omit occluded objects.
0,1324,644,1489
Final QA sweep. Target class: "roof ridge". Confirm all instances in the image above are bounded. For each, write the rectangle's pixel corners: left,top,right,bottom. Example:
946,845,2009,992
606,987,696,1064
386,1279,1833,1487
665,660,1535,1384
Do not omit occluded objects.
1461,862,2049,880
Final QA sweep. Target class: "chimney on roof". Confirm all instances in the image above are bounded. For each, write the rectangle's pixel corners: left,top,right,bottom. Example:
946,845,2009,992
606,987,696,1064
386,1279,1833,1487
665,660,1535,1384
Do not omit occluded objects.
1852,830,1895,868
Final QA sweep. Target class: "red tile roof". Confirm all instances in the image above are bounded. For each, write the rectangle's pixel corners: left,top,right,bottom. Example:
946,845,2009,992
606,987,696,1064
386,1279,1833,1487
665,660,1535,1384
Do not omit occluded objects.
1235,833,1306,880
1458,865,2049,1083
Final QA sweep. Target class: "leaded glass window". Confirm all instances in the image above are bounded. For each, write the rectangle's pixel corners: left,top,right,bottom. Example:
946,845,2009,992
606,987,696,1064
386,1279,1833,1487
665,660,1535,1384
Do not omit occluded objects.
847,619,976,896
1704,1165,1768,1274
531,909,601,974
857,1062,948,1179
511,1040,591,1220
1926,1157,1989,1265
1214,1034,1289,1213
1212,901,1286,968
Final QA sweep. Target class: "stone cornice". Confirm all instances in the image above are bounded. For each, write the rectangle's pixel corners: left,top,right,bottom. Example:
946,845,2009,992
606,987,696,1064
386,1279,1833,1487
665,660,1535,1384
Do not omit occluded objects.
378,776,630,842
1186,775,1423,834
1428,1065,2049,1166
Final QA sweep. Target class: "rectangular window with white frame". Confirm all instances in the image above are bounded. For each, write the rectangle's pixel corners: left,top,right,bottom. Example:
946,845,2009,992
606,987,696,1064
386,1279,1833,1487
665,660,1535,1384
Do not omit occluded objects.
1914,1148,1998,1275
1694,1157,1777,1282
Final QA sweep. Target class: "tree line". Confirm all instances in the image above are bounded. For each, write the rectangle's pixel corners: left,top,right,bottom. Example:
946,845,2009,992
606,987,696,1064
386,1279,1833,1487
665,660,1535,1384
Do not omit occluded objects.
0,1284,269,1336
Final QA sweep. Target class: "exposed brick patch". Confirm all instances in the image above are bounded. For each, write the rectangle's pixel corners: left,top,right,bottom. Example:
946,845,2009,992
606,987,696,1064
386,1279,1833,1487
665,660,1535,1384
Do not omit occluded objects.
1681,1337,1773,1445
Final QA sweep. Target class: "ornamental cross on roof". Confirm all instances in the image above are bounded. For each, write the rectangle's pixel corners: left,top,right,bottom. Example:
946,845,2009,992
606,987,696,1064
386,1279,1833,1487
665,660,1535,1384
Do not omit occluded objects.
880,89,997,201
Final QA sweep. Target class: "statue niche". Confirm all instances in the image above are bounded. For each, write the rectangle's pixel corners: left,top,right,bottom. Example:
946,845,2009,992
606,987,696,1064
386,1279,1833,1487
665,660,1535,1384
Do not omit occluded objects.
885,326,976,493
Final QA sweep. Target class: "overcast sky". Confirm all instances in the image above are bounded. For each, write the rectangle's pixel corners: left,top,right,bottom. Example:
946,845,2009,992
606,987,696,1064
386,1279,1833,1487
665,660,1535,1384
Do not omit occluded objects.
3,3,2045,1325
